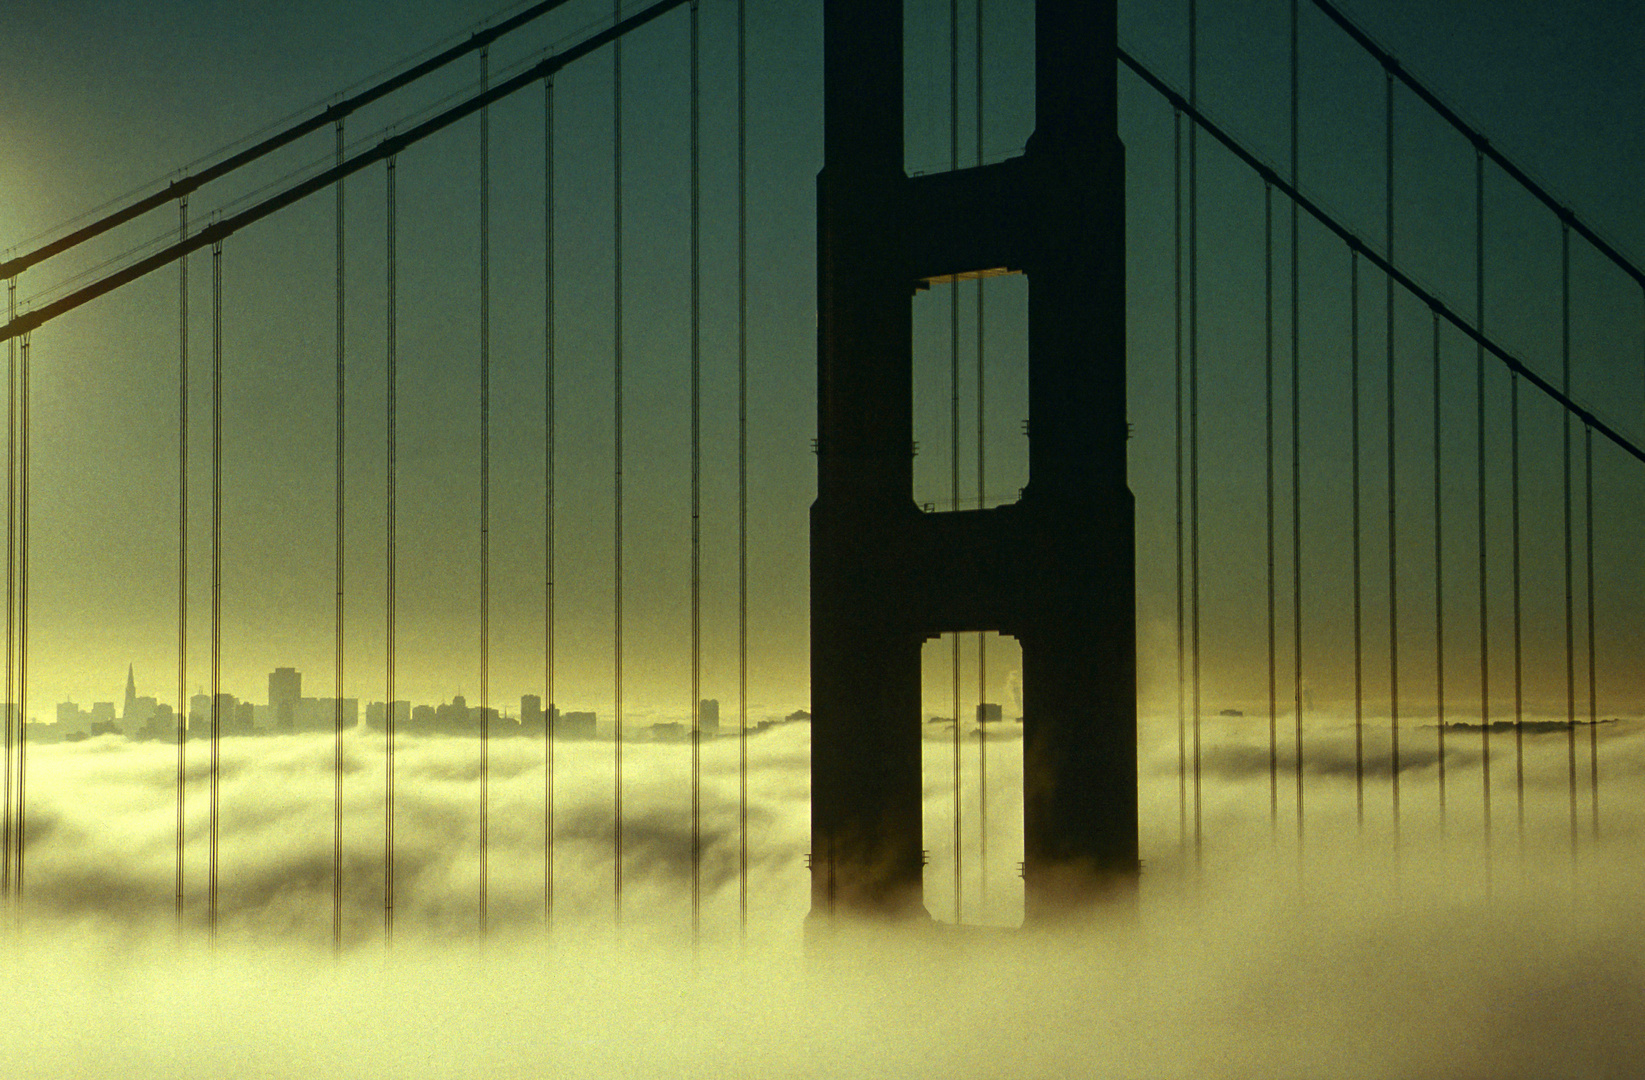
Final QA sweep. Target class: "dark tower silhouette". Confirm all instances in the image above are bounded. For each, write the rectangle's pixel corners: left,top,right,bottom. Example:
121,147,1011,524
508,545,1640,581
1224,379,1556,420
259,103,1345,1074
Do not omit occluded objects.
811,0,1136,924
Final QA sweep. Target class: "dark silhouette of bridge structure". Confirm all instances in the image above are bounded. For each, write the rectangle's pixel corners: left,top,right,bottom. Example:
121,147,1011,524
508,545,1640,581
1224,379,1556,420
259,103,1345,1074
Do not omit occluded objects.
0,0,1639,942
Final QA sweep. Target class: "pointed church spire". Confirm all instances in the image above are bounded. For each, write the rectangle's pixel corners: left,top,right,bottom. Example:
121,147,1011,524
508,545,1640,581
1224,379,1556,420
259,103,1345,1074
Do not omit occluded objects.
123,663,137,721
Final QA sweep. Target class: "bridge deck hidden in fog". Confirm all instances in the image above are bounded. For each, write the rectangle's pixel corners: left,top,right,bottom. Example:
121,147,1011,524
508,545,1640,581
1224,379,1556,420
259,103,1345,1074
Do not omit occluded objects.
0,0,1640,942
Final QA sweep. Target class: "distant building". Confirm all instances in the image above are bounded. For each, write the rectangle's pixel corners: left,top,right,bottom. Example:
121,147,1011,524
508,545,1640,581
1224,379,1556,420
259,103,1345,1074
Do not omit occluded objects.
520,694,544,733
121,665,157,730
554,710,596,740
478,706,511,736
52,701,92,741
188,692,238,739
123,666,138,721
138,704,177,741
976,702,1002,725
89,700,120,738
269,668,301,732
294,697,358,733
409,704,437,735
90,702,116,731
436,695,473,735
699,699,719,736
365,701,410,731
650,721,687,742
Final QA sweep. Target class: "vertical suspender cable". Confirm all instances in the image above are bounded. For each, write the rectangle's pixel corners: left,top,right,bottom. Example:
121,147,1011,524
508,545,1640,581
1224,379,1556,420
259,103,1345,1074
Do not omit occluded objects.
1512,369,1523,842
689,0,702,944
1385,72,1400,837
612,0,625,925
1563,223,1576,857
209,240,222,940
1577,485,1598,825
1173,108,1185,851
736,0,749,936
544,76,557,930
479,48,492,935
1265,184,1277,829
385,155,398,943
1290,0,1305,843
12,329,25,901
1351,249,1363,827
1433,311,1446,830
974,0,987,906
1188,0,1202,861
176,203,189,927
12,330,25,900
2,277,12,902
332,118,346,955
1476,148,1491,853
949,0,963,923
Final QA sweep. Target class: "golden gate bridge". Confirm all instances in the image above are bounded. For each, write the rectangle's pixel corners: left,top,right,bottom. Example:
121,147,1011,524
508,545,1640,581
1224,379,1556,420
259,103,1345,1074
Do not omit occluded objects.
0,0,1640,950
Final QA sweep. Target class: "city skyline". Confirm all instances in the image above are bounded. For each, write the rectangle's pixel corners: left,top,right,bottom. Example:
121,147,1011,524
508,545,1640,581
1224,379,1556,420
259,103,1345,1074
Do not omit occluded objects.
0,1,1642,1076
34,658,825,742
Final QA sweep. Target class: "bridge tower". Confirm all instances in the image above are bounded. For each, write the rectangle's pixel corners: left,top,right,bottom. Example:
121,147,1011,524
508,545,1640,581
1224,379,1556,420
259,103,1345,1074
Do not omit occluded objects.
811,0,1135,924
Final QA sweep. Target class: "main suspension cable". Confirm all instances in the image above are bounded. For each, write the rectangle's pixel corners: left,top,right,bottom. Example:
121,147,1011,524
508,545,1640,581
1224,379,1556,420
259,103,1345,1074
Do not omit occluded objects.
2,0,694,347
0,0,589,284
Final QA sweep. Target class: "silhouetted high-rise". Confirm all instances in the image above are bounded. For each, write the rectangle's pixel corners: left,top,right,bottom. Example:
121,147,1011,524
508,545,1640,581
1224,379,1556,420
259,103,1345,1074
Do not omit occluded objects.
269,667,301,733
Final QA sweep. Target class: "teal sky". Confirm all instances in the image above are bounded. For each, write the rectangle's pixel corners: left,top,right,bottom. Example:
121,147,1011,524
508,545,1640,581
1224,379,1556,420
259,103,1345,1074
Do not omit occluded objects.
1,0,1642,723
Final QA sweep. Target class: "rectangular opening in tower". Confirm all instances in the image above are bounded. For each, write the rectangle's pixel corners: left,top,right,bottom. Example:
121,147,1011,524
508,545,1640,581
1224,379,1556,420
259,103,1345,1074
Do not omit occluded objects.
920,630,1023,927
912,272,1028,512
902,0,1035,177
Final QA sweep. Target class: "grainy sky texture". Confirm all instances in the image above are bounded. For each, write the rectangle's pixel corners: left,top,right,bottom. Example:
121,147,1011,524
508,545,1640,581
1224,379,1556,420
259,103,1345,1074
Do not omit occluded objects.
2,0,1643,718
0,1,1643,1072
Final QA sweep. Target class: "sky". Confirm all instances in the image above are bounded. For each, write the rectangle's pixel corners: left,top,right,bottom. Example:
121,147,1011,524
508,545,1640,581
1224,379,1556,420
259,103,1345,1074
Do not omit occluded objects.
1,1,1645,1072
1,0,1643,720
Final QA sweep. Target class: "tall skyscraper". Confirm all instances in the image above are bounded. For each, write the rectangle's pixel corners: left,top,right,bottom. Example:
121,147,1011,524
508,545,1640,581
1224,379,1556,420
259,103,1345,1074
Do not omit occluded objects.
269,667,301,732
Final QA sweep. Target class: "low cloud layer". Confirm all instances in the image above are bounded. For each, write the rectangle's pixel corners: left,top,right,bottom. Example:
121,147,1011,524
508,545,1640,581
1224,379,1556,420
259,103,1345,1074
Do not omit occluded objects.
0,715,1641,1077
